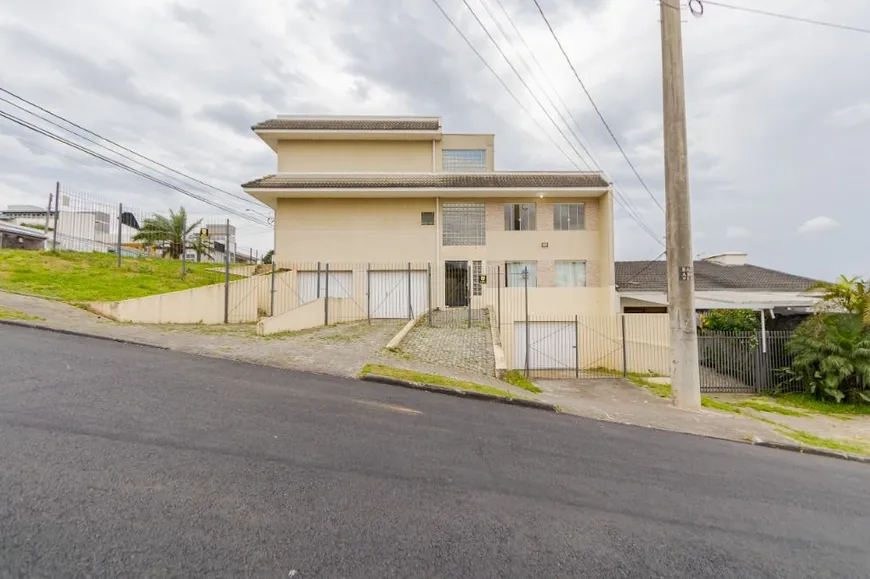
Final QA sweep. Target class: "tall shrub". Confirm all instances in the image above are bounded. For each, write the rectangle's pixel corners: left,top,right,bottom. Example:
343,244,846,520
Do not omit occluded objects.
786,314,870,403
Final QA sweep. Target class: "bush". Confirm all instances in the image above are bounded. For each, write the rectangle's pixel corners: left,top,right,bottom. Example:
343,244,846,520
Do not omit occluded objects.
700,309,761,332
786,314,870,403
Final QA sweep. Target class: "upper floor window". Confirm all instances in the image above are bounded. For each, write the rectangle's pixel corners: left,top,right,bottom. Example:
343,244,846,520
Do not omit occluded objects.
554,203,585,230
421,211,435,225
504,203,536,231
442,203,485,246
442,149,486,172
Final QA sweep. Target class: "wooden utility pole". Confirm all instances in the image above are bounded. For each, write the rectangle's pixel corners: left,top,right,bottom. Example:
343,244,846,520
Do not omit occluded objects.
660,0,701,409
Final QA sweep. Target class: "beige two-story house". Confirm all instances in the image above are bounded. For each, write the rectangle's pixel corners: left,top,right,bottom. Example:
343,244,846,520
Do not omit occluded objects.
242,115,617,332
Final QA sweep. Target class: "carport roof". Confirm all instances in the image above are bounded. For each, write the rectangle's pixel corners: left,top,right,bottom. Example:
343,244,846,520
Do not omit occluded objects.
0,222,47,239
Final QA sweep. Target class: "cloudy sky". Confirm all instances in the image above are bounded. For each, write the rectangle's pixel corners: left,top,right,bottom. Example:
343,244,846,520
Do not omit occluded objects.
0,0,866,279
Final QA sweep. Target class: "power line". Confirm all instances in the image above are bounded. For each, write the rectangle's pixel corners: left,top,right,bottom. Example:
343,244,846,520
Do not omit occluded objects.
0,86,269,211
486,0,664,244
457,0,594,170
429,0,662,245
475,0,599,171
691,1,870,34
0,95,272,221
0,110,271,227
489,0,598,165
530,0,666,213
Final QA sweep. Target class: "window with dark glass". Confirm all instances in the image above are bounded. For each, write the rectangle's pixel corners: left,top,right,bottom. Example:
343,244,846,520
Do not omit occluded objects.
421,211,435,225
504,203,536,231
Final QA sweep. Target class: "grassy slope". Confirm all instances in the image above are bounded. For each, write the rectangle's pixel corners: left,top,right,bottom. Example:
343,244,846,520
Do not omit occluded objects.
0,250,230,302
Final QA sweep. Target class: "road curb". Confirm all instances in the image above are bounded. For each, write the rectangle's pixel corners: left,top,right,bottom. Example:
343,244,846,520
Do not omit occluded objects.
360,374,558,412
752,440,870,464
0,320,169,350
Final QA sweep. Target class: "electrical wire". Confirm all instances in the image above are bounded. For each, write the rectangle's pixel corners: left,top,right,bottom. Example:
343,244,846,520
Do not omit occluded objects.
691,1,870,34
0,95,272,221
485,0,664,245
475,0,598,170
616,251,667,289
530,0,665,213
0,86,270,211
0,110,271,227
457,0,593,170
428,0,663,245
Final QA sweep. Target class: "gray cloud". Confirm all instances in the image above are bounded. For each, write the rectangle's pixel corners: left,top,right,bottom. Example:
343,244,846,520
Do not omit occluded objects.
0,0,867,276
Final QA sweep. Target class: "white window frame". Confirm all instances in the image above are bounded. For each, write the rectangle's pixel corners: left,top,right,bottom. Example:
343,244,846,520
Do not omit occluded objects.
506,261,538,287
555,260,587,287
553,203,585,231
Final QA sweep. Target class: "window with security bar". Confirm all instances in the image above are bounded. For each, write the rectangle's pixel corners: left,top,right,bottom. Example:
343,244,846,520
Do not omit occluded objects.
442,203,485,246
553,203,585,230
442,149,486,172
504,203,536,231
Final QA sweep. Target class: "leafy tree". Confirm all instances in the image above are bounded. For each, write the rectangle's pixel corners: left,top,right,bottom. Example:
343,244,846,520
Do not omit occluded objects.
700,309,760,332
133,207,210,259
809,275,870,324
786,314,870,403
262,249,274,265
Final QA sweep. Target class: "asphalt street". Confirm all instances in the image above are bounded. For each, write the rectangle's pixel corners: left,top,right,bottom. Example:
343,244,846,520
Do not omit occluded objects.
1,325,868,578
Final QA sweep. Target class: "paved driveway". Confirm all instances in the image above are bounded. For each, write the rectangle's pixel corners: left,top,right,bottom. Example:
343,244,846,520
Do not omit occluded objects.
1,325,868,578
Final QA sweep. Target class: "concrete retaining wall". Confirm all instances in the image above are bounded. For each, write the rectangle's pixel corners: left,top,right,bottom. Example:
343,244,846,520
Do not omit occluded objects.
257,297,361,335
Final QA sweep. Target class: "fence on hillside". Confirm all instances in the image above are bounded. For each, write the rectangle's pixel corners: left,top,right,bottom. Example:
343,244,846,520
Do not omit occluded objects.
28,183,258,267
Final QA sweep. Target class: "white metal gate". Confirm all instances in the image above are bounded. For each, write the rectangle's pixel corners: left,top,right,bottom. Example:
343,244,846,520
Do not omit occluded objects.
298,271,353,306
514,321,577,371
368,270,428,319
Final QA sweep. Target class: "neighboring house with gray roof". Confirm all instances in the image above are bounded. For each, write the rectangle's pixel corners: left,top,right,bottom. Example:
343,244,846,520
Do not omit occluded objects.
0,221,47,250
617,252,822,316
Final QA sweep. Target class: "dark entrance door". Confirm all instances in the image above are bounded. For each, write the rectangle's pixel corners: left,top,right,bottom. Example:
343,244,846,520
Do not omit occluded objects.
445,261,469,307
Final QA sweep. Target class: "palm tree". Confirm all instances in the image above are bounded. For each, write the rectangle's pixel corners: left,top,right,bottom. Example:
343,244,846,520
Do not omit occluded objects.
809,275,870,324
133,207,211,259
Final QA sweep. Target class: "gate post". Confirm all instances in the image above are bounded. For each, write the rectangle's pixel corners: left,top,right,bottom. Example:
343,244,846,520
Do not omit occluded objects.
366,263,371,324
427,262,432,327
467,262,472,329
574,314,580,378
621,315,628,378
408,262,413,320
270,261,276,316
324,263,330,326
524,267,530,377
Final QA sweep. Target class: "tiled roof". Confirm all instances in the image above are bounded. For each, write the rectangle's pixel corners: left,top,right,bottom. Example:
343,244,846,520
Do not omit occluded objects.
616,261,819,292
252,118,441,131
242,172,609,189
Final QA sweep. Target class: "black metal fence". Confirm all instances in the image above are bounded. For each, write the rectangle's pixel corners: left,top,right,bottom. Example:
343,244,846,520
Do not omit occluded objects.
698,330,803,393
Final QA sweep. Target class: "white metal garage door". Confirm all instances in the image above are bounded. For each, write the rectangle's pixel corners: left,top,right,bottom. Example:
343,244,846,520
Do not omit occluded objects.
298,271,354,306
514,321,577,371
368,270,428,319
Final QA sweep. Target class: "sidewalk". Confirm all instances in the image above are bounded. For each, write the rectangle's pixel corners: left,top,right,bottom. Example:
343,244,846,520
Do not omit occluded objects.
537,379,794,445
3,290,868,459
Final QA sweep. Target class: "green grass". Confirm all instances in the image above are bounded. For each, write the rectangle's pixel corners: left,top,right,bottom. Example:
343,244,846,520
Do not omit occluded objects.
772,392,870,416
502,370,543,394
774,427,870,456
701,398,742,414
0,250,232,302
359,364,522,399
629,376,673,399
736,399,808,417
0,306,43,321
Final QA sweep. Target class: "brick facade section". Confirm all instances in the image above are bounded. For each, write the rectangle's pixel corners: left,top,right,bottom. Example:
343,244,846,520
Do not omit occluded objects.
585,201,599,232
538,260,555,287
586,260,601,287
485,203,502,231
537,202,554,231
